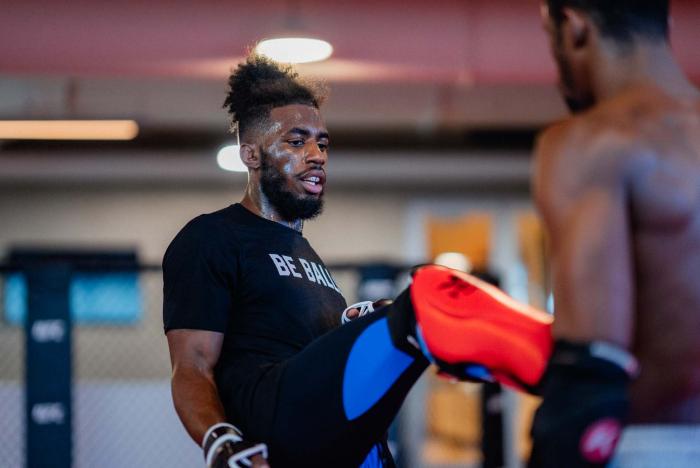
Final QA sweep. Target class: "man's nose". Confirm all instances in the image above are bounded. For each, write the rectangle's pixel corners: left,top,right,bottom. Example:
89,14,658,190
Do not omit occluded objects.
305,143,327,165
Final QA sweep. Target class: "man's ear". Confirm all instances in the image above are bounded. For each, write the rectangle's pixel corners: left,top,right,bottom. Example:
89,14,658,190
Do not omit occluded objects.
240,144,260,170
561,7,591,50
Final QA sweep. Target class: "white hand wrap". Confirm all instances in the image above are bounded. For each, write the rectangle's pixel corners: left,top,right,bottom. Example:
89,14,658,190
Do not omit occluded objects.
341,300,376,324
203,422,268,468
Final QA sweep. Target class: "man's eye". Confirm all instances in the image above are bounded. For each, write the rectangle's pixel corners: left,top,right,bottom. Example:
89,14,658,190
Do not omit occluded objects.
318,143,328,151
288,139,305,147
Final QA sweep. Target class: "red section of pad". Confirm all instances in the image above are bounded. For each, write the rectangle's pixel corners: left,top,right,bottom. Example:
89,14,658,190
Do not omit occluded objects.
411,265,553,387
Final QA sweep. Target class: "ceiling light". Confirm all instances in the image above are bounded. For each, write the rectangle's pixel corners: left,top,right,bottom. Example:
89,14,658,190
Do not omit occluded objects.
255,37,333,64
0,120,139,141
216,145,247,172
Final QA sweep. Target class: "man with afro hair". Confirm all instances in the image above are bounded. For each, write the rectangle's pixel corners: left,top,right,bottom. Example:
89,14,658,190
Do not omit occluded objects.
163,54,553,467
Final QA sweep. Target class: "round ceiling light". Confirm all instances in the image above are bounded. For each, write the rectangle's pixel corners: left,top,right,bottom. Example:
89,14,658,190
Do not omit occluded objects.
255,37,333,64
216,145,247,172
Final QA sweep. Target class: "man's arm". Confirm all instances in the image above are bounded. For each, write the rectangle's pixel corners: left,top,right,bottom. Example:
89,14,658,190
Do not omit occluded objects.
167,329,226,445
534,125,636,348
167,329,269,468
529,126,640,467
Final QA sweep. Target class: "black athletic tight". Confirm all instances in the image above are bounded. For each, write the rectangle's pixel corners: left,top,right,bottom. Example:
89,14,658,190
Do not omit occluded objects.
241,290,429,467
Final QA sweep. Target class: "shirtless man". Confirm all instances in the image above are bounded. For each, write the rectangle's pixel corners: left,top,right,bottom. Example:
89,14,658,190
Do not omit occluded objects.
531,1,700,466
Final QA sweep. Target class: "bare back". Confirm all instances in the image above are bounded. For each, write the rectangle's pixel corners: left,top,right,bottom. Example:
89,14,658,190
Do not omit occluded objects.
535,86,700,423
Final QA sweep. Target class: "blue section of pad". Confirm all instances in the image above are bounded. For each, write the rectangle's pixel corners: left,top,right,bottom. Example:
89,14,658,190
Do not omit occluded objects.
465,364,494,381
415,325,434,362
343,317,414,420
359,444,384,468
4,273,142,325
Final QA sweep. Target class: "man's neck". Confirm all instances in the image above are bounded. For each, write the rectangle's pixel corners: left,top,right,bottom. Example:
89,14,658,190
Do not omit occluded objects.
240,188,304,233
593,40,698,103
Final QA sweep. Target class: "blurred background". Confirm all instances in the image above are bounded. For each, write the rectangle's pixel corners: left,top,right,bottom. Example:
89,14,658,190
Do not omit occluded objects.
1,1,699,467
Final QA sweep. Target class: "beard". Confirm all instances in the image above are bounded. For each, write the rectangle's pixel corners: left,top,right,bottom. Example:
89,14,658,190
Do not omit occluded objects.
260,150,324,221
554,39,595,113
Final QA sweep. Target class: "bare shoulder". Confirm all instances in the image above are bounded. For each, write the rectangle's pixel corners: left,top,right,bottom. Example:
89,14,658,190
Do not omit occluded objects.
551,106,648,158
532,119,581,224
533,112,639,214
534,115,613,195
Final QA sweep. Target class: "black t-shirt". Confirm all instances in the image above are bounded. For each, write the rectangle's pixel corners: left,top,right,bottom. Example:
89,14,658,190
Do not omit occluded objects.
163,204,347,431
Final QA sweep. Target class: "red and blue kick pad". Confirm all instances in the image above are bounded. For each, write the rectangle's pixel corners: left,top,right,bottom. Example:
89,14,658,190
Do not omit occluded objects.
411,265,553,391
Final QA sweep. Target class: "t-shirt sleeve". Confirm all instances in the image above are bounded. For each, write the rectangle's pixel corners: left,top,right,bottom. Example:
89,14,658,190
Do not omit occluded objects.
162,217,236,333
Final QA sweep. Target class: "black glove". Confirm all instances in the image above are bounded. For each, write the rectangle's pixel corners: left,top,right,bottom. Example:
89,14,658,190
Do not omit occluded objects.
529,340,639,467
203,423,268,468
